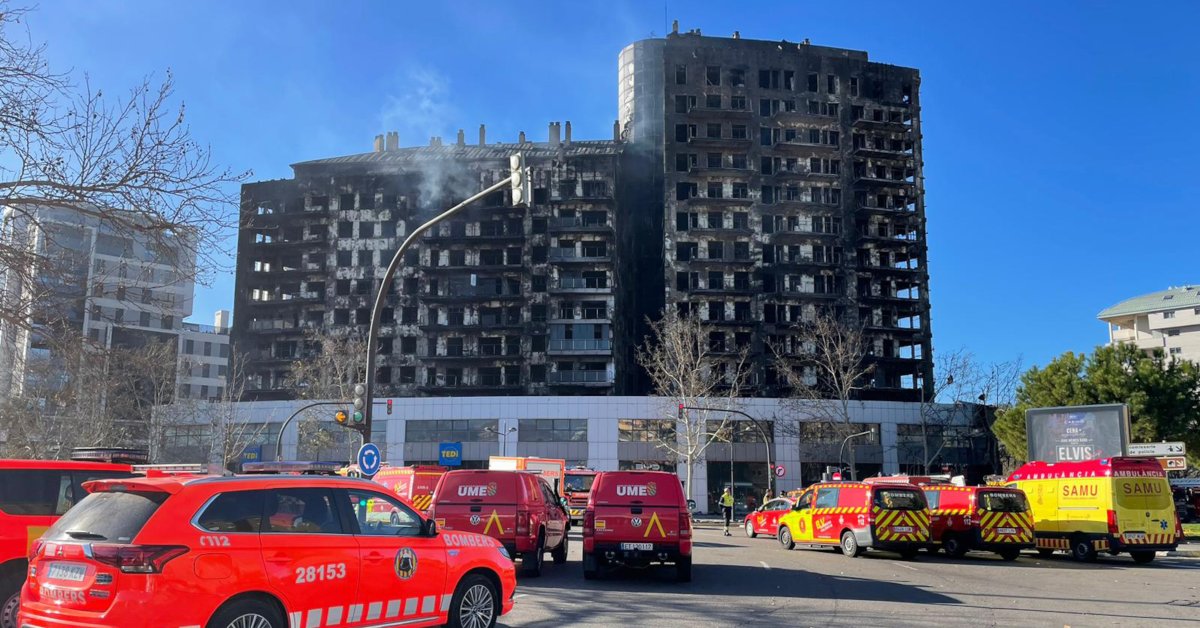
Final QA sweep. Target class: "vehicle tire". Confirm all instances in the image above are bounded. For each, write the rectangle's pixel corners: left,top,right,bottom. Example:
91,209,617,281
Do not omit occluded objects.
898,548,919,560
1130,551,1156,565
778,527,795,550
675,556,692,583
943,534,968,558
446,574,499,628
745,521,757,538
1070,536,1098,563
1,576,20,628
841,531,863,558
522,533,545,577
551,532,568,565
998,548,1021,562
582,551,599,580
1036,548,1054,558
389,511,400,526
206,598,285,628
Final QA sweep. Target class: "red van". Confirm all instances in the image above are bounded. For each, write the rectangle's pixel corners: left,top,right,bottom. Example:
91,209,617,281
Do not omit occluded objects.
582,470,693,582
923,485,1034,560
429,469,569,577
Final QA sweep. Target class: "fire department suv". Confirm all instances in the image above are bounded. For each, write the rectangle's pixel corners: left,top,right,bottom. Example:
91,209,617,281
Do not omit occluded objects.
19,474,516,628
777,481,930,558
1007,457,1182,563
922,485,1034,560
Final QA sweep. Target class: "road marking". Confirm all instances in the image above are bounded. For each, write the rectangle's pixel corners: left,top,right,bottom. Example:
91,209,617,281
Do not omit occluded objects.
513,594,528,599
890,561,919,571
759,561,771,570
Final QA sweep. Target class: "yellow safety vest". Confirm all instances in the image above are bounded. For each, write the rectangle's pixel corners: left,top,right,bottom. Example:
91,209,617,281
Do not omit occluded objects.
720,493,734,508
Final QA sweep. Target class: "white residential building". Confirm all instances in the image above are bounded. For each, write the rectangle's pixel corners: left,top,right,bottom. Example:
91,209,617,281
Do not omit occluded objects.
1099,285,1200,364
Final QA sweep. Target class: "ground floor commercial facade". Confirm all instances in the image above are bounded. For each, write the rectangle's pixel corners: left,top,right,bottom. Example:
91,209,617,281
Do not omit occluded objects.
169,396,993,513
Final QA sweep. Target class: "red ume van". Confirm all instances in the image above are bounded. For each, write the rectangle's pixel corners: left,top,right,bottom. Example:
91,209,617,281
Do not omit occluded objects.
430,469,569,576
582,470,693,582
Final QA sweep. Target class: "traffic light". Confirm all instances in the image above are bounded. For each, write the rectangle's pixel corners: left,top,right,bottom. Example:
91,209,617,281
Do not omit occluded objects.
334,410,349,425
386,399,393,416
678,403,685,421
510,154,531,206
352,383,366,425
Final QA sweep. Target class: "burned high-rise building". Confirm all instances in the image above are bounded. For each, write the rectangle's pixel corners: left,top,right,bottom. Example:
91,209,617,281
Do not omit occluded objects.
235,125,623,399
235,29,933,402
620,28,933,401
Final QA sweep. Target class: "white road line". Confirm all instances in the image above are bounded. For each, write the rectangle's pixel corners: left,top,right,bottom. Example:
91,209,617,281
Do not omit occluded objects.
890,561,919,571
759,561,771,570
513,594,528,599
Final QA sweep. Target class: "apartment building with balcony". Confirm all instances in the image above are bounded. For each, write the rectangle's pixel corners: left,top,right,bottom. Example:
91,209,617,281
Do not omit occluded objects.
618,27,933,400
234,125,622,399
1099,285,1200,363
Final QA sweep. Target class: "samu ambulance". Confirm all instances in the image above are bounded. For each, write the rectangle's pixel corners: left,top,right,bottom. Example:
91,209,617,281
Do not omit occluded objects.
1007,457,1182,563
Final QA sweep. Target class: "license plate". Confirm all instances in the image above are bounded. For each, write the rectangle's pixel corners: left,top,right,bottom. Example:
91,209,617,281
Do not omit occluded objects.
46,562,87,582
996,527,1017,535
620,542,653,551
892,526,913,533
1125,532,1146,541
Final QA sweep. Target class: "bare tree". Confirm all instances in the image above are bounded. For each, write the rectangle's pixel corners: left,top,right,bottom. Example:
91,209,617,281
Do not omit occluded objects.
0,3,248,330
774,311,876,480
286,330,365,400
206,353,267,469
636,307,751,505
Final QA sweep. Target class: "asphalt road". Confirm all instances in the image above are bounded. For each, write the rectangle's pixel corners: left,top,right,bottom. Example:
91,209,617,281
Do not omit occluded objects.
499,527,1200,627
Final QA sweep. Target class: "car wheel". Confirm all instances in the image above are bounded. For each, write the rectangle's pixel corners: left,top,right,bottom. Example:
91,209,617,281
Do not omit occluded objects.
206,598,284,628
1,579,20,628
522,534,545,577
998,548,1021,561
675,556,692,583
551,532,568,565
1071,536,1098,563
1130,551,1156,565
446,574,498,628
841,531,863,558
778,526,795,550
582,551,600,580
745,521,757,538
943,534,967,558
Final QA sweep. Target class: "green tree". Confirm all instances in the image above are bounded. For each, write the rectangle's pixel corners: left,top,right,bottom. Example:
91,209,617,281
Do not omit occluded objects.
993,344,1200,463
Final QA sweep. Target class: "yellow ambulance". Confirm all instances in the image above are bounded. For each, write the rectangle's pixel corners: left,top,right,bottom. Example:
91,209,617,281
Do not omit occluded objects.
1007,457,1183,564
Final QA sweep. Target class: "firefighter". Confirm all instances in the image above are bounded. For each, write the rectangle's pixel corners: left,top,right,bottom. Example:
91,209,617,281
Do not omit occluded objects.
720,487,735,536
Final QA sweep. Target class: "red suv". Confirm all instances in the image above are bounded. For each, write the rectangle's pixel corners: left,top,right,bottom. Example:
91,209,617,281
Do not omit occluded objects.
430,470,569,577
582,470,693,582
1,459,135,628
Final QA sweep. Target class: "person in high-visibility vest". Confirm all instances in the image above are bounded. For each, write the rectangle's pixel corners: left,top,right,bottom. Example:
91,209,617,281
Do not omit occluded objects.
719,487,735,536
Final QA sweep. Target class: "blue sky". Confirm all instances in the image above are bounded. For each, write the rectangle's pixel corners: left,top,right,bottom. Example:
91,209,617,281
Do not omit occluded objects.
25,1,1199,371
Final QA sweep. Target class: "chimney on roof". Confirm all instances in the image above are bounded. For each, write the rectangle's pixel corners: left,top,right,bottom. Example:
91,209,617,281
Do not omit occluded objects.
564,121,572,144
613,120,620,141
373,134,384,153
479,124,486,146
456,129,465,146
733,30,740,39
672,20,679,34
549,121,560,147
519,130,526,144
385,131,399,151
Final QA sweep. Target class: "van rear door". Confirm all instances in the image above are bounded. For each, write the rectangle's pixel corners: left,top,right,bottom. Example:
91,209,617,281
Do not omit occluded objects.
1113,473,1175,544
591,473,680,549
432,471,520,544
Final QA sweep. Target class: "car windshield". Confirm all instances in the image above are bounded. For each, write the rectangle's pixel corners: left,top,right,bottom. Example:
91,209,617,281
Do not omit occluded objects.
565,475,596,493
980,491,1028,513
873,489,924,511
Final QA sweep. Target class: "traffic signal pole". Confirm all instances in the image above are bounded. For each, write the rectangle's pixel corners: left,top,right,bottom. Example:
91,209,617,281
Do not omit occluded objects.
362,156,530,439
680,404,775,496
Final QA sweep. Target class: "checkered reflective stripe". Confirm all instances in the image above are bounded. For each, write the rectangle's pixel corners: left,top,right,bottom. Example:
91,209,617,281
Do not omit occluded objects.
1121,532,1176,545
409,493,433,512
871,508,930,542
979,510,1034,544
285,595,454,628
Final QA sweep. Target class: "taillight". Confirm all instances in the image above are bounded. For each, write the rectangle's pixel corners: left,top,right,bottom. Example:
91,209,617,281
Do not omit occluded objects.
582,511,595,536
516,509,530,536
28,538,45,560
1106,510,1119,536
88,544,188,574
679,512,691,538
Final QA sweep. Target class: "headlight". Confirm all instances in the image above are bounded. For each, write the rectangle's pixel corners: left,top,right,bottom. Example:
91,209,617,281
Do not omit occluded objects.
497,545,511,560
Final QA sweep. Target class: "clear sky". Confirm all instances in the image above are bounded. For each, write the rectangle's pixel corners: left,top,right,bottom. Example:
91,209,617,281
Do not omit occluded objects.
24,0,1200,371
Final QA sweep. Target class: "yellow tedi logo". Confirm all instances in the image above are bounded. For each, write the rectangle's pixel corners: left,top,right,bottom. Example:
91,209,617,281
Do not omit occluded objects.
643,512,667,538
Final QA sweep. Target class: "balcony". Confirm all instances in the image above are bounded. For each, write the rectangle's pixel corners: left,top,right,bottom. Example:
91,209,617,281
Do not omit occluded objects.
549,248,610,263
852,114,912,131
687,135,754,150
423,287,523,302
682,195,753,208
689,105,754,120
249,319,296,333
548,339,612,354
854,175,915,189
857,203,916,216
548,217,612,233
773,140,840,155
424,232,524,244
772,109,836,124
249,291,323,307
852,144,914,160
552,277,610,293
547,370,612,385
771,169,839,182
860,290,922,303
427,348,524,362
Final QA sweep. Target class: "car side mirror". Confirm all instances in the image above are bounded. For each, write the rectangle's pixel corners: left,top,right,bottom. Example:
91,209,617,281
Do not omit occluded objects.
422,518,438,537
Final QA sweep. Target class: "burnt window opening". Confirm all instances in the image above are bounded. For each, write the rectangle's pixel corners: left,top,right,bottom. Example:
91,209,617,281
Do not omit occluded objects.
708,271,724,290
706,212,722,229
708,241,724,260
827,74,838,94
731,125,747,140
706,123,721,139
675,182,698,201
532,217,547,234
401,307,417,324
339,193,356,211
706,65,721,86
807,73,819,92
707,153,722,169
338,221,353,238
732,212,749,229
707,182,723,199
399,367,416,384
532,275,547,292
333,309,349,325
849,77,860,97
731,95,746,110
675,64,687,85
531,304,547,322
675,242,698,262
729,68,745,87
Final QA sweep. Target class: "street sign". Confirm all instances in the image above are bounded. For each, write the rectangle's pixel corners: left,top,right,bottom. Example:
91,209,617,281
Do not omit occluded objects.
1127,442,1186,458
439,442,463,466
773,464,786,478
357,442,382,477
1159,456,1188,471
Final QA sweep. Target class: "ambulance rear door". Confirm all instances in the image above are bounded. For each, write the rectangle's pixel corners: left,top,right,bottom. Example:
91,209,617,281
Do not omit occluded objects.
1113,473,1175,543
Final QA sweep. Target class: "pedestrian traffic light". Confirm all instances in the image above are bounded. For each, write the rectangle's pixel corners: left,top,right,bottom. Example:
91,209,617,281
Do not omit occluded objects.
334,410,349,425
386,399,393,416
510,153,531,206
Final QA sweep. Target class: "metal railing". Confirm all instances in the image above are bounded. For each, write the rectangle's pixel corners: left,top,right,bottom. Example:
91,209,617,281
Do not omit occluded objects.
549,339,611,352
548,370,610,384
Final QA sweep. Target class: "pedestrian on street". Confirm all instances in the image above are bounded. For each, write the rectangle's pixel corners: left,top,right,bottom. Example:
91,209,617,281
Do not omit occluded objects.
763,488,774,504
720,487,735,536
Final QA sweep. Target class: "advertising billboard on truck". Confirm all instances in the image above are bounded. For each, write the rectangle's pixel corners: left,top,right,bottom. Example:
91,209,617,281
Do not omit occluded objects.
1025,404,1129,463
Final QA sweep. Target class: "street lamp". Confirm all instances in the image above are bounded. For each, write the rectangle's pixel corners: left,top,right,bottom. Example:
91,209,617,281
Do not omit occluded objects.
838,428,877,481
485,426,517,457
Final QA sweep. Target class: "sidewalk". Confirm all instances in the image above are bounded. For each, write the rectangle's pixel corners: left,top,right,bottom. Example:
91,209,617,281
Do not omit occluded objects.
1166,541,1200,558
